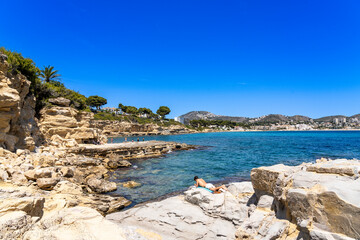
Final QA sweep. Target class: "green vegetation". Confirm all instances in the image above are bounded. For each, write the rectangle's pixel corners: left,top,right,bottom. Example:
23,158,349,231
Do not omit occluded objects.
0,47,89,115
40,65,61,82
45,80,88,110
122,105,138,114
156,106,171,119
86,95,107,110
93,111,183,127
0,47,41,93
0,47,182,127
138,107,153,115
189,119,250,129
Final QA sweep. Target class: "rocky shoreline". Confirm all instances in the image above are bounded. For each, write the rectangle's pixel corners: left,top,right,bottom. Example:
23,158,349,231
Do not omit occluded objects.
106,158,360,240
0,140,195,239
68,141,195,159
1,143,359,239
1,50,359,239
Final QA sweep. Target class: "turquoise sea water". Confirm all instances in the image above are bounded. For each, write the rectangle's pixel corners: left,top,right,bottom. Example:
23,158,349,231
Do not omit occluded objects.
108,131,360,206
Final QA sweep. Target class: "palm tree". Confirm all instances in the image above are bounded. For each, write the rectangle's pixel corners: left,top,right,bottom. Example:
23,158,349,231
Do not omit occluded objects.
40,65,61,82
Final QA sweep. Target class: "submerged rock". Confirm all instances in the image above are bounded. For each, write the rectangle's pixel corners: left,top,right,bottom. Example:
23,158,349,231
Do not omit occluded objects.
122,181,141,188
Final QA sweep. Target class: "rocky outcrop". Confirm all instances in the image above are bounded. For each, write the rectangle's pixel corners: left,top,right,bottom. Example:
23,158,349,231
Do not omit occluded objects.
68,140,196,159
23,207,127,240
238,158,360,240
0,55,41,151
106,182,252,239
0,182,128,240
0,146,131,215
39,104,107,144
91,120,195,137
107,159,360,240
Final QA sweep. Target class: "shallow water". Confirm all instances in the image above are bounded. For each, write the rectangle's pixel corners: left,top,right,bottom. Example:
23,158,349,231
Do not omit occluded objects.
108,131,360,206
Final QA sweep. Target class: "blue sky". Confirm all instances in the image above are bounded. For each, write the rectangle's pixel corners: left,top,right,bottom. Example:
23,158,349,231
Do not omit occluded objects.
1,0,360,118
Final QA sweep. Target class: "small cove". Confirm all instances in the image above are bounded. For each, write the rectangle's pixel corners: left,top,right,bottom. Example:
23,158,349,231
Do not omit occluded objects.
108,131,360,206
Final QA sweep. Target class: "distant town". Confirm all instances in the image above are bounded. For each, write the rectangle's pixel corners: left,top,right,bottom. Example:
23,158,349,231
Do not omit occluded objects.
174,111,360,131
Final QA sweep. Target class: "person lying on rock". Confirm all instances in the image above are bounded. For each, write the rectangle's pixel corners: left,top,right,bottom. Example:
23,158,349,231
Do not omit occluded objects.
194,176,228,193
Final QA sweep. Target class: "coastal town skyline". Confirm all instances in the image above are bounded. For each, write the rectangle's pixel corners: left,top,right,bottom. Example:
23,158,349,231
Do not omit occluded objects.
2,0,360,118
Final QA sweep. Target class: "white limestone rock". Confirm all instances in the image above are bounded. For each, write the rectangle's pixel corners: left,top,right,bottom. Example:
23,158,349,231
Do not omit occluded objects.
24,207,126,240
107,195,236,240
248,159,360,240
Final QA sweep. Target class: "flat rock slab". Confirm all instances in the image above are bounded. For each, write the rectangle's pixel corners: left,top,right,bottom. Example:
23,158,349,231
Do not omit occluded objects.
68,141,195,159
106,195,236,240
77,141,190,151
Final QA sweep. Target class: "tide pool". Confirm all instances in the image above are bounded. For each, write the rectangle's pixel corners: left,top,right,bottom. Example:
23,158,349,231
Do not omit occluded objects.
109,131,360,206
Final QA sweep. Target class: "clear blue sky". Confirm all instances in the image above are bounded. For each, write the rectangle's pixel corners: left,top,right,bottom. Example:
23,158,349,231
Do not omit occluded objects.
2,0,360,118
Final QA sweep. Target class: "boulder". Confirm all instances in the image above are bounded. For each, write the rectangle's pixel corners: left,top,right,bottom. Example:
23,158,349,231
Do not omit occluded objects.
53,181,83,195
86,177,117,193
60,166,74,178
248,159,360,239
185,182,254,225
48,97,71,107
24,170,36,181
0,211,32,240
45,181,130,214
235,209,294,240
34,168,53,179
11,171,29,186
0,186,45,217
118,160,132,167
104,158,118,169
36,178,58,190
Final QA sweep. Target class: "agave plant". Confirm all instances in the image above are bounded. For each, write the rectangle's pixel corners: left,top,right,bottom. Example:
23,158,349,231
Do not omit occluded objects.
40,65,61,82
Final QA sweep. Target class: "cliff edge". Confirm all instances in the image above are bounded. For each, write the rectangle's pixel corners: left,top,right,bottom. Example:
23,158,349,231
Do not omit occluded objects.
0,54,41,151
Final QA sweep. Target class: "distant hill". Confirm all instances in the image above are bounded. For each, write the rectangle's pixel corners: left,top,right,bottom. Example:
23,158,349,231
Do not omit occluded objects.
177,111,360,125
251,114,312,124
289,115,312,122
314,115,347,122
178,111,246,125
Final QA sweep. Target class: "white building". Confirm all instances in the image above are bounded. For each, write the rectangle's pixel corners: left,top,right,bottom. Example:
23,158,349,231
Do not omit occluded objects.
102,107,121,114
174,116,185,124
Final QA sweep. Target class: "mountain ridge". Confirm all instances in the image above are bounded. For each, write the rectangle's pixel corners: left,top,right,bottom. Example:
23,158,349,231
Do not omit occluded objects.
177,111,359,125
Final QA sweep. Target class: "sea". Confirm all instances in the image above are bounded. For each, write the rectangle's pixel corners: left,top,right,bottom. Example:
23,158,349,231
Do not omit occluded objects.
108,131,360,206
